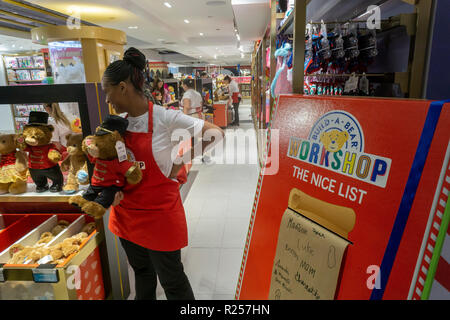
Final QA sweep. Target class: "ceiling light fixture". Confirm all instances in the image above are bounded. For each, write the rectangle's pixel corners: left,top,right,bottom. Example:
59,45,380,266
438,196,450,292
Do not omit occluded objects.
128,26,138,29
184,19,190,24
164,2,172,8
199,33,204,36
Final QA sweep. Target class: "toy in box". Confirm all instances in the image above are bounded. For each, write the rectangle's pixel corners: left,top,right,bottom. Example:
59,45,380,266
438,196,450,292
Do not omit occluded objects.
4,57,18,69
7,70,17,82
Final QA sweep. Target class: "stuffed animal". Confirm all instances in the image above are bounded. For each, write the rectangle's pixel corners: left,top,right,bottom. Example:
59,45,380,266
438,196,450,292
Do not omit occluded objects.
51,219,70,236
60,133,88,194
0,133,28,194
168,86,176,102
69,115,143,219
71,118,82,133
20,112,63,193
7,231,89,265
81,222,96,235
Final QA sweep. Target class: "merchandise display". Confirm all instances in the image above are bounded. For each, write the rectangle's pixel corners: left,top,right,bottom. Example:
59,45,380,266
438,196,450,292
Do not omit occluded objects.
2,53,47,84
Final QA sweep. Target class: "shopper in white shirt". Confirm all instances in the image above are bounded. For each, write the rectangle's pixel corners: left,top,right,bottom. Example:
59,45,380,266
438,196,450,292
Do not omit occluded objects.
43,102,73,151
181,78,214,164
102,47,224,300
223,75,241,126
181,79,204,119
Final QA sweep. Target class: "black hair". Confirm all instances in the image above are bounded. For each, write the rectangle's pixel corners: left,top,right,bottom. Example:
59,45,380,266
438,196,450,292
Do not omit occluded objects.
183,78,195,89
224,75,232,82
103,47,146,93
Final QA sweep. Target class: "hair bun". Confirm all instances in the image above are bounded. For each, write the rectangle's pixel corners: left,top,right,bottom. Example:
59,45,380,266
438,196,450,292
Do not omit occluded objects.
123,47,146,70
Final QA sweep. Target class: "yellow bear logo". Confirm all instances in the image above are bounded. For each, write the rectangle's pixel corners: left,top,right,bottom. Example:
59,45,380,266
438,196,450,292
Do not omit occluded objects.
320,130,349,152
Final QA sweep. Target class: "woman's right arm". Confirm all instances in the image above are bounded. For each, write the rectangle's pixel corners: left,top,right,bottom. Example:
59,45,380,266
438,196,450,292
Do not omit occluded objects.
182,98,191,115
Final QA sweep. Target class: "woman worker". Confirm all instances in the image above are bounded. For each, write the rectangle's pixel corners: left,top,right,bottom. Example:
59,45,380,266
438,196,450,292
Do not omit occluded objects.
102,47,224,300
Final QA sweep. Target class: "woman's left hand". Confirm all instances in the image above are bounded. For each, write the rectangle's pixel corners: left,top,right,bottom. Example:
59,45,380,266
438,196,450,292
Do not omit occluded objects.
169,162,184,180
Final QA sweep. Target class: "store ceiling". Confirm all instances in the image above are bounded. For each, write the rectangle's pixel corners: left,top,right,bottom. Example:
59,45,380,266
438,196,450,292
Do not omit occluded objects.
17,0,271,65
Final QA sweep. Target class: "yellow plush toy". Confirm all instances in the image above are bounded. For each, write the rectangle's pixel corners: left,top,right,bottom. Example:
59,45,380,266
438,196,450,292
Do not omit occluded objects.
0,133,28,195
168,86,176,102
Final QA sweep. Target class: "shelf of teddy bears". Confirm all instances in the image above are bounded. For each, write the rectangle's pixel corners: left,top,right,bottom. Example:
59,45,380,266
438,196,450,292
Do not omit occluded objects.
0,213,104,300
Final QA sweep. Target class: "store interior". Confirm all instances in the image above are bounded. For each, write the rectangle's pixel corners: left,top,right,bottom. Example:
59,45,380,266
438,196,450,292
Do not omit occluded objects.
0,0,449,301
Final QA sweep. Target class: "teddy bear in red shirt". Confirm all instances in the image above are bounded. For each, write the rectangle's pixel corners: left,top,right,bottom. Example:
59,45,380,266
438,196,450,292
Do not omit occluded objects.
69,115,142,219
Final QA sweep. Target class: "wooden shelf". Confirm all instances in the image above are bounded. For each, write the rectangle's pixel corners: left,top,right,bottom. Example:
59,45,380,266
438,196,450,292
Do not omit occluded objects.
7,67,45,70
277,12,294,35
9,80,44,83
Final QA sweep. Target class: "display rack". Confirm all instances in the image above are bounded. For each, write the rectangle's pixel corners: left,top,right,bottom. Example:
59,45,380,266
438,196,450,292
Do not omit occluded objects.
251,0,437,167
2,49,53,133
0,83,130,300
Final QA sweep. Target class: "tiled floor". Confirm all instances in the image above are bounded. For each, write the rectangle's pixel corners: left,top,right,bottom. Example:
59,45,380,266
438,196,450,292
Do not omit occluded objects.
127,100,260,300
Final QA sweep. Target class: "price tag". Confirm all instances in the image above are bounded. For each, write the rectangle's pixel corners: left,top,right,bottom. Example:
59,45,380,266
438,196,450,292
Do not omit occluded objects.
0,264,5,282
115,141,127,163
32,265,59,283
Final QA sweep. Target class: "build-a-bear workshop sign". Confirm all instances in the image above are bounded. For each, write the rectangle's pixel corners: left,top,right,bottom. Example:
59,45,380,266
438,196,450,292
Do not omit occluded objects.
236,95,450,300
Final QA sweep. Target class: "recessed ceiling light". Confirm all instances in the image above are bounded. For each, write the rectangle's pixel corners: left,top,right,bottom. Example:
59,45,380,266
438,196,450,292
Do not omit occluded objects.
206,1,226,6
12,44,15,48
199,56,202,58
184,19,190,24
164,2,172,8
128,26,138,29
199,33,204,36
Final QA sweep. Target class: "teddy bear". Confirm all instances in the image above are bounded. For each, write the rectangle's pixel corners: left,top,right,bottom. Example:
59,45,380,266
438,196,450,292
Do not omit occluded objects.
69,115,143,219
0,133,28,195
7,231,89,265
60,133,88,194
320,130,349,153
20,111,64,193
51,219,70,236
81,222,96,235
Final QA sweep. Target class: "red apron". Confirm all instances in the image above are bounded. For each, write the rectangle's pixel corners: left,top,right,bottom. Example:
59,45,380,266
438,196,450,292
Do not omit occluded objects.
232,92,240,104
109,102,188,251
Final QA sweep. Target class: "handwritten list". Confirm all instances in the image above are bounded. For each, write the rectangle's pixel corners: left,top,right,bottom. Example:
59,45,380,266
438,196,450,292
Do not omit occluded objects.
269,208,350,300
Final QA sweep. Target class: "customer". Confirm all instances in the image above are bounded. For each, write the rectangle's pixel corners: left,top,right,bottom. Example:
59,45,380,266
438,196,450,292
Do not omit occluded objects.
153,77,171,104
223,75,241,126
102,47,224,300
43,102,72,151
181,79,203,119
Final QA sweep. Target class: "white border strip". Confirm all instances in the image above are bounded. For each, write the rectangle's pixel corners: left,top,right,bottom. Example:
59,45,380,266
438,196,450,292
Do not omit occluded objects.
407,141,450,299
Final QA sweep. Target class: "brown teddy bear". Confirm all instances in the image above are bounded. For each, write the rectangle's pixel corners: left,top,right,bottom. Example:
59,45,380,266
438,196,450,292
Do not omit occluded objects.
21,111,64,193
69,115,142,219
60,133,88,194
320,130,349,153
0,133,28,194
51,219,70,236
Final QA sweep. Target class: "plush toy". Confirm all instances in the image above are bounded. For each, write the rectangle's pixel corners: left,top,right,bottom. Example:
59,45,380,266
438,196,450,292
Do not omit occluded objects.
81,222,96,235
69,115,143,219
71,118,82,133
61,133,88,194
0,133,28,194
168,86,176,102
51,219,70,236
21,112,64,193
7,231,89,265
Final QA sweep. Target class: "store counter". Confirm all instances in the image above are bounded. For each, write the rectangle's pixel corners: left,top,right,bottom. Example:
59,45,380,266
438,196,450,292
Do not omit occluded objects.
213,99,231,128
